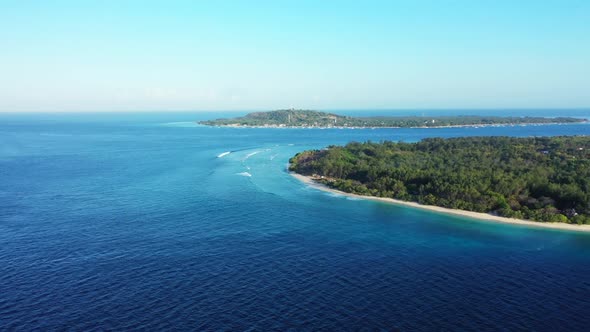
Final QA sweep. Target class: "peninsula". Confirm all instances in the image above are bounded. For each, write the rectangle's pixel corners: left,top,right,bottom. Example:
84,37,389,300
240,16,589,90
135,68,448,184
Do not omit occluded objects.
199,109,587,128
289,136,590,226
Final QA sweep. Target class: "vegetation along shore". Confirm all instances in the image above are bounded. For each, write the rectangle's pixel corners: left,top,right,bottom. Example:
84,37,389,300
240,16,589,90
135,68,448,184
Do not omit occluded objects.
200,109,587,128
289,136,590,228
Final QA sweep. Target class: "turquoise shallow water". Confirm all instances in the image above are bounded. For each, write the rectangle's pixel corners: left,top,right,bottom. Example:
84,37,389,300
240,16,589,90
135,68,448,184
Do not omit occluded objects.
1,111,590,331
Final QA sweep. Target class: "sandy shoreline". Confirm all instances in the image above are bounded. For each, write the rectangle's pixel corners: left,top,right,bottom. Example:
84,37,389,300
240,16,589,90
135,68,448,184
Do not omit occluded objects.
290,172,590,233
202,121,586,130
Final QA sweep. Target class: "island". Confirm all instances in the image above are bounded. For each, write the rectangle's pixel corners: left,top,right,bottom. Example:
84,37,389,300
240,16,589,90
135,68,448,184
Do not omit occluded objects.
199,109,587,128
289,136,590,225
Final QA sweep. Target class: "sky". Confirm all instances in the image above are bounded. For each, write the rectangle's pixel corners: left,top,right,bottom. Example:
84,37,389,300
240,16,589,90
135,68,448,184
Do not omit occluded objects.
0,0,589,112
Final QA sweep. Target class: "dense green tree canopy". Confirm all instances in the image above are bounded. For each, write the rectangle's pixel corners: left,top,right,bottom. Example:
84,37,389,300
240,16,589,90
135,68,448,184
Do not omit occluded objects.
290,136,590,224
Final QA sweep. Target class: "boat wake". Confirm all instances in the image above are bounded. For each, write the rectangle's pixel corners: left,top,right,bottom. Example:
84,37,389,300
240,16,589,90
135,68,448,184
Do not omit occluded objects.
243,151,260,160
236,172,252,177
217,151,231,158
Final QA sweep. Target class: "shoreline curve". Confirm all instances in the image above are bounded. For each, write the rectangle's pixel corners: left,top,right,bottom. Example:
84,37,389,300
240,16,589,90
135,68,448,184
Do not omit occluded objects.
290,172,590,233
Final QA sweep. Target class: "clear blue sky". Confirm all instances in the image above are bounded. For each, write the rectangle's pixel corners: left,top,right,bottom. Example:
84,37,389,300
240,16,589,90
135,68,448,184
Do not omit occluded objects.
1,0,589,111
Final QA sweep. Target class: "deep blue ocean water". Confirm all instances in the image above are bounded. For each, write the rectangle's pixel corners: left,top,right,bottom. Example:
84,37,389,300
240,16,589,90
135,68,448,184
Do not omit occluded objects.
1,110,590,331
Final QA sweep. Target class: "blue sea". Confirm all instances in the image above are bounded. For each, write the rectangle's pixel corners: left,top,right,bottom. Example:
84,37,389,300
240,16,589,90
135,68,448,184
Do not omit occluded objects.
2,110,590,331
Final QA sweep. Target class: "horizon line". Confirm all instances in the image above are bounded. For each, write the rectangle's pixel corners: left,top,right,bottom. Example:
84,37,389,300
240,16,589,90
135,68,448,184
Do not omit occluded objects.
1,107,590,114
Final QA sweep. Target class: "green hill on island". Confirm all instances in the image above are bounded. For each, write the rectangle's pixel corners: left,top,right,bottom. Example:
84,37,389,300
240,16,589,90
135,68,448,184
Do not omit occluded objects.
199,109,586,128
289,136,590,224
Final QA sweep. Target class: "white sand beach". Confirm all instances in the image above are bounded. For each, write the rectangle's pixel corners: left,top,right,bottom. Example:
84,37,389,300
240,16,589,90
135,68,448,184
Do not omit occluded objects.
291,172,590,233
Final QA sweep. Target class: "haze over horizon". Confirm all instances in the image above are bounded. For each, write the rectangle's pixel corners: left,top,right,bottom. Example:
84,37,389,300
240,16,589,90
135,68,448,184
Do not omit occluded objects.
1,0,589,112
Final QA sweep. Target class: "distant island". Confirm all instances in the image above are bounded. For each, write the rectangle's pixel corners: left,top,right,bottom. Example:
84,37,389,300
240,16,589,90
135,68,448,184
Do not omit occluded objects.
199,109,587,128
289,136,590,225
